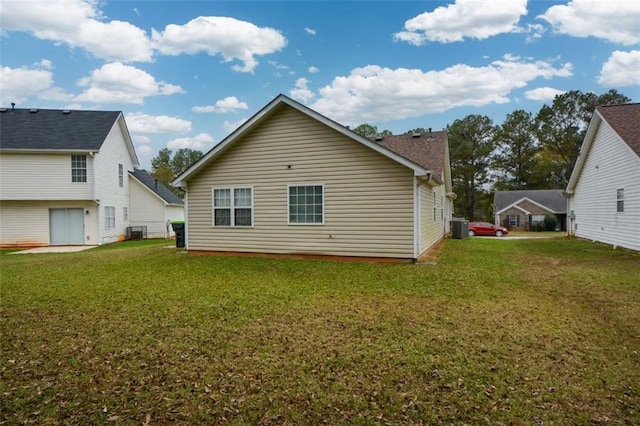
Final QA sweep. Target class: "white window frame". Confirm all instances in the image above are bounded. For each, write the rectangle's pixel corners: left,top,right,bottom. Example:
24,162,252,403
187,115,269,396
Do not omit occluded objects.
71,155,87,183
617,188,624,213
288,184,325,225
123,206,128,221
433,192,437,222
508,214,520,227
105,206,115,230
531,214,545,226
118,164,124,188
212,186,254,227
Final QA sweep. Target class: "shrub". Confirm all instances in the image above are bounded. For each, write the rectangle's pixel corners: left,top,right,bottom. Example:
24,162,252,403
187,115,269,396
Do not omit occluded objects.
544,214,558,231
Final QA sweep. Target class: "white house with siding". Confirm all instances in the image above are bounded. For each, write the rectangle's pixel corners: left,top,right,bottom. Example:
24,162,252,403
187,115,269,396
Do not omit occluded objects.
172,94,454,261
129,169,184,238
565,103,640,251
0,107,177,247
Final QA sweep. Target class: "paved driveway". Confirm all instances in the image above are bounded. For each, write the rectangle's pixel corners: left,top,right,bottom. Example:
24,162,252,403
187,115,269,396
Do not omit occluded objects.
9,246,96,255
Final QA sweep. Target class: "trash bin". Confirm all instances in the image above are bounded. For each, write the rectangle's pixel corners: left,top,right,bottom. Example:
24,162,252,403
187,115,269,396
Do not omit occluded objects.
451,218,469,239
171,220,185,248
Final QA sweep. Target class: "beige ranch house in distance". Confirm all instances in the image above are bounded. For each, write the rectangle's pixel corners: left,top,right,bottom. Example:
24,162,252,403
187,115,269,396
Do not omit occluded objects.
172,94,454,262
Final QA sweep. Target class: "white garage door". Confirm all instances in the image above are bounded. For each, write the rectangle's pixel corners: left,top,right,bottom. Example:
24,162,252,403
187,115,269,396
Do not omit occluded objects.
50,208,84,245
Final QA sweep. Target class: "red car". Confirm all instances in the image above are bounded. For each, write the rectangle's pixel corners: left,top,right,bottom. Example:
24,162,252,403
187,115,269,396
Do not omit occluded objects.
468,222,509,237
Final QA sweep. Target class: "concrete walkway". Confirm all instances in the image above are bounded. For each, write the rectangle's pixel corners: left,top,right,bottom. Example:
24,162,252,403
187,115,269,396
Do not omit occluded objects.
8,246,96,255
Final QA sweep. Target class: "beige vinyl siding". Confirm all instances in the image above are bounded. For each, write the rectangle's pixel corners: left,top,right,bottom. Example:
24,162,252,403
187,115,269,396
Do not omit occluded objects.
570,121,640,251
418,183,447,255
186,105,415,258
0,201,98,247
0,153,94,200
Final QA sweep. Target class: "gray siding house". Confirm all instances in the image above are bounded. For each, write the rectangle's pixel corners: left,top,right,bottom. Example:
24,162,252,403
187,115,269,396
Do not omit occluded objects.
566,103,640,251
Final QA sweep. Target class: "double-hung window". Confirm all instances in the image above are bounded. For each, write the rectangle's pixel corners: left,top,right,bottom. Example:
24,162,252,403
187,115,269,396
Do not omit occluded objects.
213,187,253,227
508,214,520,227
118,164,124,187
105,206,115,229
433,192,437,222
617,189,624,213
71,155,87,182
288,185,324,224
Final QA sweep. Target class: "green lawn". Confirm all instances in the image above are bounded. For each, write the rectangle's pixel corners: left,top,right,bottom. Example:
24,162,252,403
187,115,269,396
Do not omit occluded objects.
1,238,639,424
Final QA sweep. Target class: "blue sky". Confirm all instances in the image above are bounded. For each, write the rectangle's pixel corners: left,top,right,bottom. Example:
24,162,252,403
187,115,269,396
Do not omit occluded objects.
1,0,639,169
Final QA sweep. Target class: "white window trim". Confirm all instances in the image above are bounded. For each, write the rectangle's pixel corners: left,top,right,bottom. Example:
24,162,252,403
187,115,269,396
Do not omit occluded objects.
71,155,87,183
212,186,254,227
287,183,325,225
118,164,124,188
105,206,115,230
616,188,624,213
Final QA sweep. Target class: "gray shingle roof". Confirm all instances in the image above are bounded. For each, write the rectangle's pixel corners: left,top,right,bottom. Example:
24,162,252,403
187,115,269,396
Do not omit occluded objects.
130,169,184,205
0,108,121,151
494,189,566,214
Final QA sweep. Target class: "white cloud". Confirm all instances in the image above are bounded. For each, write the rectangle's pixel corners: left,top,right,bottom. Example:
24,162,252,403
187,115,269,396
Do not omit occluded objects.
167,133,215,151
223,118,247,133
0,64,53,106
152,16,287,73
597,50,640,87
539,0,640,45
74,62,184,104
394,0,527,45
136,144,154,156
525,87,566,101
126,112,192,134
290,78,315,103
304,27,316,36
0,0,154,62
308,66,319,74
310,57,573,124
192,96,248,114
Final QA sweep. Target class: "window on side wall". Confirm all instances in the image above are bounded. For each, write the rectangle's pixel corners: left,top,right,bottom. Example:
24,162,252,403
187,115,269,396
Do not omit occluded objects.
617,189,624,213
433,192,437,222
71,155,87,182
105,206,115,229
123,206,128,221
118,164,124,187
213,187,253,227
507,214,520,227
289,185,324,224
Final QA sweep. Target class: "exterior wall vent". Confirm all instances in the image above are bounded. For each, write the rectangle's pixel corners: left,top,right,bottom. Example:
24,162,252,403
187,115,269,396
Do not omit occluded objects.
29,109,38,113
412,133,421,138
374,135,384,141
62,110,71,114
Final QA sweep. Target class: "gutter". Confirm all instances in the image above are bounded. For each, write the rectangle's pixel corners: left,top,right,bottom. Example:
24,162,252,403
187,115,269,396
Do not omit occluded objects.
89,152,102,245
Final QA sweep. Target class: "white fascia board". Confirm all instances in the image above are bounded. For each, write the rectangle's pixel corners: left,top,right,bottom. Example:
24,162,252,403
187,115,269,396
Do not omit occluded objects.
566,110,601,192
117,113,140,167
172,94,429,187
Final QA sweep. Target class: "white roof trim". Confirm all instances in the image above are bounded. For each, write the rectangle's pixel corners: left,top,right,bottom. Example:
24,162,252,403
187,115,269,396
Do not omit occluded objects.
566,109,602,192
496,197,555,215
172,94,429,187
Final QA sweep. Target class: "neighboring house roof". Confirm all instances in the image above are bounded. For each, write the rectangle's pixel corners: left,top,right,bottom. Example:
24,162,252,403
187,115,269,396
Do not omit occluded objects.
596,103,640,157
494,189,566,214
0,107,121,151
130,169,184,206
173,94,446,188
567,103,640,192
371,131,448,176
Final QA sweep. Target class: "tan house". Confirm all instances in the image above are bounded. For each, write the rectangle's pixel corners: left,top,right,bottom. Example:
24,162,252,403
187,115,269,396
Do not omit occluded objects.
172,94,454,261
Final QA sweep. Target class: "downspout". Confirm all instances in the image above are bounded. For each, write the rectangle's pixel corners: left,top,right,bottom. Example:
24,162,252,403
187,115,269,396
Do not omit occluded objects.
413,177,420,260
183,184,188,249
89,152,102,245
